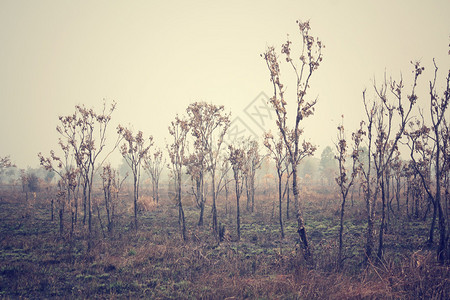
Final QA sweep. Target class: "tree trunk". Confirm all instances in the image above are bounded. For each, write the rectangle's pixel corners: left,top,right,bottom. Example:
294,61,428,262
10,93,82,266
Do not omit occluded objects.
377,175,386,260
236,179,241,241
406,181,410,218
338,192,346,267
133,175,138,231
212,172,218,235
74,186,78,225
396,176,401,213
365,184,374,260
245,177,250,212
251,176,255,213
96,204,106,238
435,143,447,262
292,166,311,262
197,176,204,226
177,173,186,241
59,204,64,236
156,179,160,203
386,175,391,232
278,171,284,239
198,202,204,226
51,198,54,221
428,197,437,246
82,180,87,225
286,178,290,220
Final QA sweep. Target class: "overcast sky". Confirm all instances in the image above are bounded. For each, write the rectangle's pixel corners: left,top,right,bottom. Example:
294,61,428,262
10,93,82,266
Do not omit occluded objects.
1,0,449,168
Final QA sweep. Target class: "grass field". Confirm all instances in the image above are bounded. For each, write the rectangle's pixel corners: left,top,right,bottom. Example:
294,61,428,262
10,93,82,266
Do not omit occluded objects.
0,185,448,299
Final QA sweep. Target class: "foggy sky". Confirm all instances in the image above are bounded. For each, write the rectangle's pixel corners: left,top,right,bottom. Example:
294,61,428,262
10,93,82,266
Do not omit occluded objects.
1,0,449,168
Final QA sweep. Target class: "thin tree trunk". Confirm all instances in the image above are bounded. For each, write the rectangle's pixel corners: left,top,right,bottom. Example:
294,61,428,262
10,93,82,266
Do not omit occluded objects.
198,202,204,226
338,192,346,267
428,198,437,245
251,176,255,213
177,173,186,241
236,180,241,241
406,181,410,218
365,184,374,260
278,171,284,239
156,179,160,203
292,166,311,262
82,180,87,225
96,203,106,238
59,204,64,235
212,172,218,235
51,198,54,221
435,143,447,262
245,177,250,212
396,176,401,213
286,178,290,220
133,175,138,231
377,175,386,260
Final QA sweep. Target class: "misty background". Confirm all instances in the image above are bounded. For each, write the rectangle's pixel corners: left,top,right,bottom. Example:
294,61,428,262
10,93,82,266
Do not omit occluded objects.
1,0,449,169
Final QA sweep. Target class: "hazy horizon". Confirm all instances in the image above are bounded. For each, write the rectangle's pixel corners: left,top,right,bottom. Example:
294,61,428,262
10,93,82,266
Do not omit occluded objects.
1,0,449,169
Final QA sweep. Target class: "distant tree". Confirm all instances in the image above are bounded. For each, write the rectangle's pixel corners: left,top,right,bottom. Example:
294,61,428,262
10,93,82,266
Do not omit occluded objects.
27,172,40,193
244,139,264,213
229,143,246,241
38,126,79,236
319,146,336,186
385,149,402,230
118,157,131,182
186,102,230,235
185,149,206,226
117,126,153,231
40,101,119,242
264,131,288,238
334,117,363,267
0,156,15,186
44,170,55,185
262,20,323,262
143,147,165,204
167,115,189,241
299,158,316,183
0,156,15,173
101,163,126,233
20,170,29,201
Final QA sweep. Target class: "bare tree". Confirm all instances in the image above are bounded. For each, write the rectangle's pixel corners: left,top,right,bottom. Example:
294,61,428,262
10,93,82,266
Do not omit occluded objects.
244,139,264,213
143,147,165,204
167,115,189,241
186,102,230,235
264,131,288,239
406,60,449,262
185,150,206,226
359,62,420,261
101,163,126,233
334,117,363,267
262,20,323,261
117,126,153,231
0,156,15,173
229,143,246,241
38,146,77,236
40,101,118,243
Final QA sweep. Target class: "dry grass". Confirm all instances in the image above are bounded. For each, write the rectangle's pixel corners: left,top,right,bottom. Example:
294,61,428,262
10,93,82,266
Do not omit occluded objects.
0,185,448,299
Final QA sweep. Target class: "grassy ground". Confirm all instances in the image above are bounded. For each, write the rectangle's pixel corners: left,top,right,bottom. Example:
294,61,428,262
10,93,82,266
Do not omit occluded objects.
0,186,448,299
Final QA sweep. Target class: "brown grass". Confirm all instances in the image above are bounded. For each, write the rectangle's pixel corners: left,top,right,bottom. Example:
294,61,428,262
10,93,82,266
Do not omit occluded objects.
0,185,448,299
